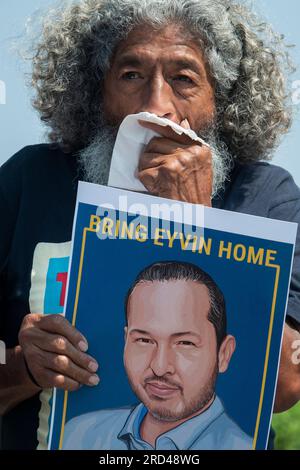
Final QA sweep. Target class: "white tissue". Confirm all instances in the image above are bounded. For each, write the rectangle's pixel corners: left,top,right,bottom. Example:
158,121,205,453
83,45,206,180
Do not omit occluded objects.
108,112,209,192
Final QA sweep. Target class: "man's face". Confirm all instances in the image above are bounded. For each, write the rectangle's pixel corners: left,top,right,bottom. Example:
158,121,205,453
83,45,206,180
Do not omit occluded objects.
124,280,219,422
103,24,216,132
79,23,231,196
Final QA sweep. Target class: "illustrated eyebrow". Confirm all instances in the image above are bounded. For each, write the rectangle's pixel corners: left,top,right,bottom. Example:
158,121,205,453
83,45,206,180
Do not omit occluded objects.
170,331,201,339
129,329,151,335
129,329,201,340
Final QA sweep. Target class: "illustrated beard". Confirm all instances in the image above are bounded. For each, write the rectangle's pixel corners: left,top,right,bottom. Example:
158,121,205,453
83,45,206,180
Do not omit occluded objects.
126,363,219,423
78,116,233,198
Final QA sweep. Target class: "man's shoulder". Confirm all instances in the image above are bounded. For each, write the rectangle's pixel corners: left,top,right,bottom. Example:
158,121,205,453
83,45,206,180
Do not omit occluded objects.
224,161,300,215
238,161,294,178
1,144,68,174
0,144,78,209
63,406,135,449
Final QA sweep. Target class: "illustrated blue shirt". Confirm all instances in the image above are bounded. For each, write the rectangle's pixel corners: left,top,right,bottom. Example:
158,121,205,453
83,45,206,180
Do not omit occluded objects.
63,396,253,450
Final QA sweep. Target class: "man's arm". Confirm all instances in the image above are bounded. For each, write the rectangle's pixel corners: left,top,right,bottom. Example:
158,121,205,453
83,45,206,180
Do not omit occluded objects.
274,319,300,413
0,346,41,416
267,168,300,412
0,314,100,416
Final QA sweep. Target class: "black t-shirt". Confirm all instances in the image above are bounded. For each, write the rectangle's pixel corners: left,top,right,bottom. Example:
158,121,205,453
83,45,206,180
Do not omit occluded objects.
0,144,300,450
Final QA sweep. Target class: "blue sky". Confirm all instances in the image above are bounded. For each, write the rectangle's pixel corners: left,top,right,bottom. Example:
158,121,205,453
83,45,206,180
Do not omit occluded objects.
0,0,299,184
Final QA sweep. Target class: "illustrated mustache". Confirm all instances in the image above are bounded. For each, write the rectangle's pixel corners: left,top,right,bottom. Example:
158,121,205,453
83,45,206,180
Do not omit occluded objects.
144,375,183,392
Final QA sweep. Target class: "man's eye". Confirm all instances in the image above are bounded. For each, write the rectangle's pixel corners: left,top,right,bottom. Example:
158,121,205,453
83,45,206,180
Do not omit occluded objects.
121,71,142,80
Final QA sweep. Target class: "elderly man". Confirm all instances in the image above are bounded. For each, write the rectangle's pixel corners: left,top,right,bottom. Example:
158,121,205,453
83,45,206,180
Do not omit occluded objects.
0,0,299,450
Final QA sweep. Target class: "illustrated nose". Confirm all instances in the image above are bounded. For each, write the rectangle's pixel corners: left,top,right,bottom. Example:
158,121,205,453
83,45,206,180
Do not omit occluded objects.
150,344,175,376
141,76,176,122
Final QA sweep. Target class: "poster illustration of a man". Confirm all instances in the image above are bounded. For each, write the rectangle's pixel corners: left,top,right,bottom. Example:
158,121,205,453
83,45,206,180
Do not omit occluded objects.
63,261,252,450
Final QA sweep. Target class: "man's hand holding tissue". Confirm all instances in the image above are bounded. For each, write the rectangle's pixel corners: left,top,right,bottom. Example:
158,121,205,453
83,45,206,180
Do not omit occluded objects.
138,121,213,207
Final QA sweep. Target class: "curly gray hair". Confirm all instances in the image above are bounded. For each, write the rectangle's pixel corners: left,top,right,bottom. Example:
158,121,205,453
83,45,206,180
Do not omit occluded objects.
31,0,293,161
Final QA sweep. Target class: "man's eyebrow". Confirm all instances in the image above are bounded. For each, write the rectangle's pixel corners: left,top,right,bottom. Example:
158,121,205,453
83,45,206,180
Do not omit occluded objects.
171,59,202,75
114,55,144,69
114,55,203,75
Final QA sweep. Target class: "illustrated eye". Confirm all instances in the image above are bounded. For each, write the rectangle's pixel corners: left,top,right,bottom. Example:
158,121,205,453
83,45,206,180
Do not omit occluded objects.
121,71,142,80
136,337,153,344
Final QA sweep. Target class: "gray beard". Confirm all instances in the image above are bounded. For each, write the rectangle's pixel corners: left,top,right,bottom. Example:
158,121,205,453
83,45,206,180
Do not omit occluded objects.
78,120,233,198
78,124,118,186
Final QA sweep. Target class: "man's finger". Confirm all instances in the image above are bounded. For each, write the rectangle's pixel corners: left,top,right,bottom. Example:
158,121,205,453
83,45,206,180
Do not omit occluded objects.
144,137,190,156
45,351,100,387
139,120,194,145
138,168,160,193
138,153,168,172
40,369,81,392
25,345,100,389
180,119,191,130
30,329,99,373
37,314,89,352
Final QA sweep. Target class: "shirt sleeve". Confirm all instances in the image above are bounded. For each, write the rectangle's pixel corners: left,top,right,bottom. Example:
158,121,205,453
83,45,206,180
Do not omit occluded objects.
268,168,300,325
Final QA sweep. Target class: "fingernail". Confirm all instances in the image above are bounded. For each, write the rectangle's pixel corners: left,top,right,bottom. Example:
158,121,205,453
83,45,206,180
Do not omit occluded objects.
181,119,190,129
78,340,88,352
89,375,100,386
88,361,99,373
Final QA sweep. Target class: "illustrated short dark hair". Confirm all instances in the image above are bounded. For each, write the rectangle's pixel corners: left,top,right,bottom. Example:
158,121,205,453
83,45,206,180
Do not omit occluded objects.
125,261,227,350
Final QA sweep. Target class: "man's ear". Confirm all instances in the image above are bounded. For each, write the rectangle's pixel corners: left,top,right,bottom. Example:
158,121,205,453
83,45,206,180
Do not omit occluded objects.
124,326,128,343
218,335,236,373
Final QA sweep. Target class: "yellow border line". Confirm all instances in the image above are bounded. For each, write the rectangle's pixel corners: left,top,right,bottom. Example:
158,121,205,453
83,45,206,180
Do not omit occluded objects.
58,224,281,450
58,226,96,450
252,264,280,449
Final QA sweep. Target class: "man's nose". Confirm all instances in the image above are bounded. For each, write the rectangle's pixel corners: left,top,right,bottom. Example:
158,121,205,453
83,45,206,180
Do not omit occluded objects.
150,344,175,377
141,75,176,122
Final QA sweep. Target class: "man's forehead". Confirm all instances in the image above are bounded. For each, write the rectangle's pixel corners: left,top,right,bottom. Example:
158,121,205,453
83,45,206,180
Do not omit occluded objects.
115,50,204,72
112,23,204,65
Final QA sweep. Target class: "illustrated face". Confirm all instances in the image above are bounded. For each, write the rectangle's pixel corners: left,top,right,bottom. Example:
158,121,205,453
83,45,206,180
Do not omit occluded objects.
103,24,216,133
124,280,232,422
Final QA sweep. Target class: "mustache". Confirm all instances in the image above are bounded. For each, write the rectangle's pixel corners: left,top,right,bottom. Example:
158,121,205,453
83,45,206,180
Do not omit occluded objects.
144,374,183,392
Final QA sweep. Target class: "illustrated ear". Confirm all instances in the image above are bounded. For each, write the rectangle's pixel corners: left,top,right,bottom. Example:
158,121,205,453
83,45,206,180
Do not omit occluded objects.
218,335,236,373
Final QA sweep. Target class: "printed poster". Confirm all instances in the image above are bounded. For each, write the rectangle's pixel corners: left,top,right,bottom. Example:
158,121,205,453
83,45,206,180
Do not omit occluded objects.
44,182,297,450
